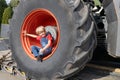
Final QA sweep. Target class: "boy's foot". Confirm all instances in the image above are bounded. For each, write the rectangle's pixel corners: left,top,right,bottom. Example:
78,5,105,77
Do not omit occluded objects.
36,56,40,61
39,55,43,62
36,56,43,62
40,57,43,62
35,55,43,62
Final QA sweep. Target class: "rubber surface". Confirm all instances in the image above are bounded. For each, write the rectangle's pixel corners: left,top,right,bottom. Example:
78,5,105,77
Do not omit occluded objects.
9,0,96,79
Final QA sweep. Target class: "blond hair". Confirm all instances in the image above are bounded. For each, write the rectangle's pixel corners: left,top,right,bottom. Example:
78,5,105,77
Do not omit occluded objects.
36,26,46,34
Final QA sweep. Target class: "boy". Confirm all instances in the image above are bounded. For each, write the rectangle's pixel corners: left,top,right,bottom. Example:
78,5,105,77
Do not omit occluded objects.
23,26,53,62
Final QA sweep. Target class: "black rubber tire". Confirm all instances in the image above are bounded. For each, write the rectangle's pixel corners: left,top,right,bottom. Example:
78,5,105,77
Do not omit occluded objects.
10,0,96,80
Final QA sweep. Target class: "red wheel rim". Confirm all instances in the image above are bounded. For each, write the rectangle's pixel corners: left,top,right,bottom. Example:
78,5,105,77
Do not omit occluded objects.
20,8,60,60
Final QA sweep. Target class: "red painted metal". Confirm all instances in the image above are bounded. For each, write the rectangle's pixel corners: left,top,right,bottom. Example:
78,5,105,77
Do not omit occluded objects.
20,8,60,60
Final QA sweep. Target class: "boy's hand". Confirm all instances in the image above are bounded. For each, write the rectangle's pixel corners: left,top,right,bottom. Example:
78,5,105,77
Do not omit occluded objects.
40,48,45,53
23,31,27,36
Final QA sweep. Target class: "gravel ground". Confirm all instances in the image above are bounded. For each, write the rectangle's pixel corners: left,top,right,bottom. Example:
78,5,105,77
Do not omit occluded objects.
0,39,25,80
67,66,120,80
0,71,25,80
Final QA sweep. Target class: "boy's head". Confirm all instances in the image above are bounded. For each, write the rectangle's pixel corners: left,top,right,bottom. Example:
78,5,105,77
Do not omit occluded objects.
36,26,46,37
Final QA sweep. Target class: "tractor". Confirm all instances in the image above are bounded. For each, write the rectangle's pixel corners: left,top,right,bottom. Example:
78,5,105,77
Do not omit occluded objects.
9,0,120,80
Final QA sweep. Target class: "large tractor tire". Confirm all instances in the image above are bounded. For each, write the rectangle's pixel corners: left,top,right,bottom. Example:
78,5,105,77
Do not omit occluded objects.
9,0,96,80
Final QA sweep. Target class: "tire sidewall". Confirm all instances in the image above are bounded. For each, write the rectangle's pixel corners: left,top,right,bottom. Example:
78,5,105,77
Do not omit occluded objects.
10,0,76,77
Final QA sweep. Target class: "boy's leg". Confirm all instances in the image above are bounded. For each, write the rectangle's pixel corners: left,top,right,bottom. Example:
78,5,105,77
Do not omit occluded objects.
31,46,40,57
43,47,52,57
31,46,43,62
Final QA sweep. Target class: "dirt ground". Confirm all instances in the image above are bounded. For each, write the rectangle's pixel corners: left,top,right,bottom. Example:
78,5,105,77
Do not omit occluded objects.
0,71,25,80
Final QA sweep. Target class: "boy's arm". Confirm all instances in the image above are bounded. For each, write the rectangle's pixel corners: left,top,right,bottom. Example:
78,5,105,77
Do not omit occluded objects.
26,33,37,38
23,31,37,38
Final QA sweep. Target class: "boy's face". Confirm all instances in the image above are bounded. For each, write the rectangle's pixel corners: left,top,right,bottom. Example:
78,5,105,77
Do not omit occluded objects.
39,30,46,37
